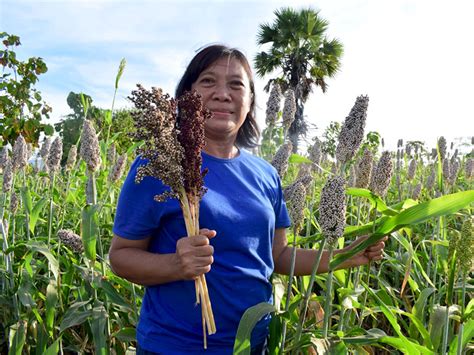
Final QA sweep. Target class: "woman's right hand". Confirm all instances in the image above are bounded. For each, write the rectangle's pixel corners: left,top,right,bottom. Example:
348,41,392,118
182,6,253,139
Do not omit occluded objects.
176,228,216,280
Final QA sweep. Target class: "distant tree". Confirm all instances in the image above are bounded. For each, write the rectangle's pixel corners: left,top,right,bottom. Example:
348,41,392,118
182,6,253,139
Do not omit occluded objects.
254,7,343,152
321,121,341,158
0,32,54,146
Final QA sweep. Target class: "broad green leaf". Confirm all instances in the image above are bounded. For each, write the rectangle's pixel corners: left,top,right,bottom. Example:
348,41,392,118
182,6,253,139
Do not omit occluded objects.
9,320,27,355
60,300,92,333
347,188,398,216
17,271,36,308
429,305,459,351
29,197,47,233
289,153,312,164
82,204,99,263
448,319,474,354
91,300,107,355
113,327,136,342
92,277,131,311
20,187,33,214
43,338,60,355
331,190,474,269
104,109,112,126
45,280,58,335
234,302,275,354
27,241,59,280
378,336,434,354
408,288,435,340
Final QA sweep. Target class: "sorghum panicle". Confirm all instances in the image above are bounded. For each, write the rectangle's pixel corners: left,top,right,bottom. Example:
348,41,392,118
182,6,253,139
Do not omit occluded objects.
355,148,373,189
319,176,346,245
348,165,356,187
47,137,63,174
66,145,77,171
284,174,312,201
107,143,116,165
39,137,51,161
438,136,447,161
456,219,473,276
271,141,293,179
308,138,321,171
465,158,473,179
425,166,436,190
109,153,128,183
405,145,412,158
80,120,102,172
442,159,450,182
335,95,369,165
287,182,306,233
12,134,28,172
58,229,84,254
448,158,460,185
282,89,296,132
296,164,312,180
0,146,8,172
370,151,393,198
265,82,282,127
407,159,417,181
2,159,13,193
411,183,422,200
10,191,19,213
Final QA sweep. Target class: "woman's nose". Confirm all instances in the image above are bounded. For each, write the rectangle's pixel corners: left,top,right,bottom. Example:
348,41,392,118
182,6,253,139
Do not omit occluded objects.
212,84,231,101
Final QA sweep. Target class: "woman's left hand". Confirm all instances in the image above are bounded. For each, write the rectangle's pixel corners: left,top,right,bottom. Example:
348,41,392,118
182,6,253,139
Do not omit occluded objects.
339,235,388,268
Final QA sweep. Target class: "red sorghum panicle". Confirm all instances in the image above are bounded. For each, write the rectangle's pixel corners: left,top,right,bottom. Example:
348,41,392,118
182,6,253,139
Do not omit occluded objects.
355,148,373,189
336,95,369,165
47,136,63,174
66,145,77,171
407,159,417,181
129,85,184,200
437,136,447,161
2,159,12,193
109,153,128,183
80,120,102,172
177,90,212,200
370,151,393,198
58,229,84,254
282,89,296,132
319,176,346,245
265,82,282,127
271,141,293,179
287,182,306,234
12,134,28,172
412,183,422,200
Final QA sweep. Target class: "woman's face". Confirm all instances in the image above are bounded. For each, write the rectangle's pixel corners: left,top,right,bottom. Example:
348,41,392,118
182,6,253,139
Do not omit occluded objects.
191,56,252,141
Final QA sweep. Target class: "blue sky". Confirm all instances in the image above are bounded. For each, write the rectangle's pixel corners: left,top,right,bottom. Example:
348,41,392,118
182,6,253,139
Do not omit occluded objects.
2,0,473,151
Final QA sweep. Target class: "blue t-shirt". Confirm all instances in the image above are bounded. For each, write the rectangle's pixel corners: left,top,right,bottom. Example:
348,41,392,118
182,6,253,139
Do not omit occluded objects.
113,150,291,354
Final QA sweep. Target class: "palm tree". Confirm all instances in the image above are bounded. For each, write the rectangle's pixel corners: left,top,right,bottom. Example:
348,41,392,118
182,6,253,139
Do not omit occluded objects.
255,7,343,152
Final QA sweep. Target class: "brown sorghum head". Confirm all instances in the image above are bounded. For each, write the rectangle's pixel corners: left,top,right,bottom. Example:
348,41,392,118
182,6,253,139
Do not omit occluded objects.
80,120,101,172
437,136,447,161
425,166,436,190
465,158,473,179
319,176,346,245
407,159,417,181
107,143,116,165
66,145,77,171
282,89,296,132
39,137,51,161
109,153,128,183
12,134,28,172
336,95,369,165
58,229,84,254
287,182,306,234
411,182,422,200
308,138,321,169
265,82,282,127
0,146,8,172
2,159,12,193
47,137,63,174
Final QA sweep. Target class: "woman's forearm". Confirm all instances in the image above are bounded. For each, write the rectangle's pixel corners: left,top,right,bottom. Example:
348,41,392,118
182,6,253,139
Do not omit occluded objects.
109,247,182,286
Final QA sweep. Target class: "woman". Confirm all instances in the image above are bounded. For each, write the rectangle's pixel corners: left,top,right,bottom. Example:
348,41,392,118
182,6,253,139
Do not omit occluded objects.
109,44,386,354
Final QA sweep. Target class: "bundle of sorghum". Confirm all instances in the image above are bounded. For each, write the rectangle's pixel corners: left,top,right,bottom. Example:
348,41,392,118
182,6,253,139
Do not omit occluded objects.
129,85,215,341
335,95,369,166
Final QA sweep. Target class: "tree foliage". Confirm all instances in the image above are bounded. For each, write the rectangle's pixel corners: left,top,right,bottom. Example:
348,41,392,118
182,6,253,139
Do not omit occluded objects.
0,32,54,146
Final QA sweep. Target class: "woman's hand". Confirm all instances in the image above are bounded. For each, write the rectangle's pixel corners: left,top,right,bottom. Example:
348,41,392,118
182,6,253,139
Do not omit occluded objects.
339,235,388,269
176,228,216,280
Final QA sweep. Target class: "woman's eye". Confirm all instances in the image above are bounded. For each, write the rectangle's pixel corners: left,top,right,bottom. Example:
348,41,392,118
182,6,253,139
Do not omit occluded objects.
200,77,214,84
230,81,244,88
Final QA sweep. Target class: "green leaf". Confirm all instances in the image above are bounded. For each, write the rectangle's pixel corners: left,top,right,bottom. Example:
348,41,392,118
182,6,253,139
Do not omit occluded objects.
346,188,398,216
20,187,33,215
92,277,132,311
29,197,47,233
60,300,92,333
17,272,36,308
9,320,27,355
82,204,99,263
91,300,108,355
288,153,312,164
43,124,54,136
331,190,474,269
45,280,58,335
448,319,474,354
408,288,435,340
378,336,434,354
27,241,59,280
43,338,60,355
233,302,275,354
113,327,136,342
104,109,112,126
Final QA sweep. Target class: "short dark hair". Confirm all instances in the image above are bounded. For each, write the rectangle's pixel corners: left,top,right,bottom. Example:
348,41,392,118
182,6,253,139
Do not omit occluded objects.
175,44,260,149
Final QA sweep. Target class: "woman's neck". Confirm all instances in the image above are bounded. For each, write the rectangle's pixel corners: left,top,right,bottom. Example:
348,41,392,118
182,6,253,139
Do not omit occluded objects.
203,138,239,159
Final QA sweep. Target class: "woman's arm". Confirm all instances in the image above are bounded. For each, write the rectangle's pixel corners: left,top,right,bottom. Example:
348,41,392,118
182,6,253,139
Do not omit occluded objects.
272,228,387,276
109,229,216,286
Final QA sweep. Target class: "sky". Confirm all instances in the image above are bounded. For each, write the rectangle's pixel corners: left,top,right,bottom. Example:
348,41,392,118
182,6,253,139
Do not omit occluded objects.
1,0,473,152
